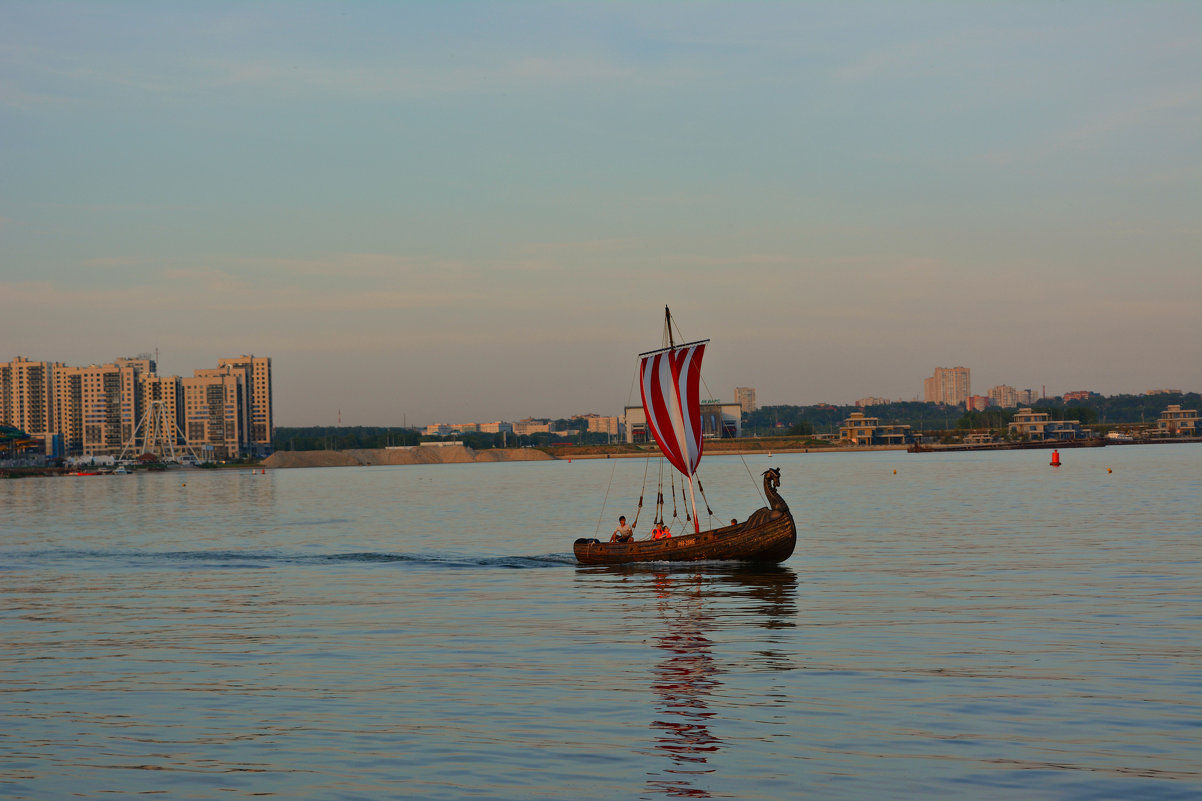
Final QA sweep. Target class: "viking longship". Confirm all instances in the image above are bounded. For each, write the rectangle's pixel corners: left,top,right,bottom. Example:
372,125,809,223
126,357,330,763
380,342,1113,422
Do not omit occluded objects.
573,308,796,566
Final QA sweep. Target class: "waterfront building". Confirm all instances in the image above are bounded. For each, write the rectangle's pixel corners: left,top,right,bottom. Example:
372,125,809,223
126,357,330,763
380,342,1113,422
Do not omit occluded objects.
988,385,1019,408
1153,405,1198,438
838,411,912,446
217,356,273,455
2,353,271,459
734,387,757,414
1007,409,1090,441
923,367,971,407
0,357,53,451
183,368,247,460
51,364,85,455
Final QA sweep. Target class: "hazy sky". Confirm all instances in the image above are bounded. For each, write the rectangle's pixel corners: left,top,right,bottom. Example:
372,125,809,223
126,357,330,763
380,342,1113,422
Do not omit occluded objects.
3,2,1199,426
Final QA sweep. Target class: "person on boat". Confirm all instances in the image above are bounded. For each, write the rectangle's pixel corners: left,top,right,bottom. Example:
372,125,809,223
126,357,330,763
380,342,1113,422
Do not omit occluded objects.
652,521,671,540
610,516,634,543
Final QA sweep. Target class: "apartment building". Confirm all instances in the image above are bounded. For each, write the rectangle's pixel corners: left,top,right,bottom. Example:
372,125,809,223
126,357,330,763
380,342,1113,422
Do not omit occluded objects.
923,366,971,407
217,356,273,454
0,358,53,448
734,387,757,414
1,354,271,459
988,385,1019,408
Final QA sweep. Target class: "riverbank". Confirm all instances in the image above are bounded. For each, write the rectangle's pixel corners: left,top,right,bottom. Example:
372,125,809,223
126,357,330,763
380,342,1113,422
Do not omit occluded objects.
262,444,555,469
260,439,903,469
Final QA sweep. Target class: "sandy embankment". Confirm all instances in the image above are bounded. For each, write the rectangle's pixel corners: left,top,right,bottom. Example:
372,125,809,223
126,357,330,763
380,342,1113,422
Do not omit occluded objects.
261,445,554,469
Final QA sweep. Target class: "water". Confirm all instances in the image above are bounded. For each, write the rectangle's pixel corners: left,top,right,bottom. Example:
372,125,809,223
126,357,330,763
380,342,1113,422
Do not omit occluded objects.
2,445,1199,800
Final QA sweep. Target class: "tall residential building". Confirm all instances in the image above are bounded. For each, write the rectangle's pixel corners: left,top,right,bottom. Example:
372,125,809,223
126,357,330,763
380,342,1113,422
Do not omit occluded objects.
183,368,246,460
923,366,971,407
2,353,271,459
217,355,273,453
734,387,757,414
51,364,85,454
80,358,155,456
0,357,53,446
1017,388,1039,405
988,385,1019,408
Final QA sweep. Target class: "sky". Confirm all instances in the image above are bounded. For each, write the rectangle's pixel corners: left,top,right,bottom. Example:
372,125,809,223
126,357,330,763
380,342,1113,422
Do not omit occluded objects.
2,2,1199,426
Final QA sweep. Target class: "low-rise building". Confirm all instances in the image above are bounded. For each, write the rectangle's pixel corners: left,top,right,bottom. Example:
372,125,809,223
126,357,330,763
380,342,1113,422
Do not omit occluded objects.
512,419,551,436
838,411,912,446
967,395,992,412
1152,405,1198,438
1007,409,1091,441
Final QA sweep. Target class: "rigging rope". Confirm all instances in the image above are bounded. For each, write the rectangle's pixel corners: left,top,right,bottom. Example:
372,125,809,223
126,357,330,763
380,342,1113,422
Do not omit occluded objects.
696,476,715,524
595,354,648,537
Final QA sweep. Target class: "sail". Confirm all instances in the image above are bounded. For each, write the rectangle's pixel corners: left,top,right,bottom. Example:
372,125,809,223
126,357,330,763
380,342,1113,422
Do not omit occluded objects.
639,341,708,478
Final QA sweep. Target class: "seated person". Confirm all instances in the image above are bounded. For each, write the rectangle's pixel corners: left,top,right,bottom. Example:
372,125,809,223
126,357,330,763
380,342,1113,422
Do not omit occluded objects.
652,521,672,540
610,515,634,543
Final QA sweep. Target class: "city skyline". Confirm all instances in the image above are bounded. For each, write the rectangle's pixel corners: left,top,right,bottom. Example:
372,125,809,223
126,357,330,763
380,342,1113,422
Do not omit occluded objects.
3,3,1199,426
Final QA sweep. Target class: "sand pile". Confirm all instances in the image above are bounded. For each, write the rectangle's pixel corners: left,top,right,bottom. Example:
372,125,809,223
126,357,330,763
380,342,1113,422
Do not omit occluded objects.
261,445,554,469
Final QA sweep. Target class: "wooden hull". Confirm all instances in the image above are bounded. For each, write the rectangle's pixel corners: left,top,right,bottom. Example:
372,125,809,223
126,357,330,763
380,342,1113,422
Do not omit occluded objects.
574,508,796,565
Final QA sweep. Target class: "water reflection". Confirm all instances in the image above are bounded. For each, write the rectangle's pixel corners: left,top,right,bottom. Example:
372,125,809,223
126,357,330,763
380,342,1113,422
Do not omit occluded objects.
588,564,797,797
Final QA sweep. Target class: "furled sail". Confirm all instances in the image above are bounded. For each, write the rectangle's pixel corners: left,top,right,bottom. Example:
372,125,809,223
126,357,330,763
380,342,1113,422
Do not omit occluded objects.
639,340,708,479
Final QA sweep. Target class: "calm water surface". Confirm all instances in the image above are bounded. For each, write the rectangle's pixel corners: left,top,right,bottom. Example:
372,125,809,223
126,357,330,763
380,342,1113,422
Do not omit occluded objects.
2,445,1199,799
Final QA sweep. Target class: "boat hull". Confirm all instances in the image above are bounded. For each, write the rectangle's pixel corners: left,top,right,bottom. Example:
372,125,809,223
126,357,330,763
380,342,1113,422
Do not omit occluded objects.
573,508,796,565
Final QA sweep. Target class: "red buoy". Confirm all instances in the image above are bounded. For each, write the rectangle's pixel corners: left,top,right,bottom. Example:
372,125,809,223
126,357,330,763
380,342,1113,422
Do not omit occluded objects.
1050,449,1061,467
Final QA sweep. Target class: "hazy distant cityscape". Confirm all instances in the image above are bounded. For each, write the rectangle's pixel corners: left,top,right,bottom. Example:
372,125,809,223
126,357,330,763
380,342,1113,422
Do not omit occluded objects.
3,354,1198,463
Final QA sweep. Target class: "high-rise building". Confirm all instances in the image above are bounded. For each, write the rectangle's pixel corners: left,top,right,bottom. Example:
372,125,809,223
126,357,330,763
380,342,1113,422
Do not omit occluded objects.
183,368,246,460
734,387,757,414
217,356,273,454
0,357,53,446
3,353,271,459
988,385,1019,408
923,367,971,407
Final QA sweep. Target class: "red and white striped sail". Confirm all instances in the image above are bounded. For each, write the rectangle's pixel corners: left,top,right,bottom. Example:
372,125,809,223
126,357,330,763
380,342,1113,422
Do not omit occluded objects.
639,341,708,479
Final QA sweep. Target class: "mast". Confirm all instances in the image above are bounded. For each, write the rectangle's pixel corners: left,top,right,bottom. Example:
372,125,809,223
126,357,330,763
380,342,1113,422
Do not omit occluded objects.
664,305,674,349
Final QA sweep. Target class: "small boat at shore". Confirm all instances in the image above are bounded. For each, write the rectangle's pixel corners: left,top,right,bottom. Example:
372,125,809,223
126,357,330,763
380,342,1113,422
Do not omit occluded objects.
573,307,796,566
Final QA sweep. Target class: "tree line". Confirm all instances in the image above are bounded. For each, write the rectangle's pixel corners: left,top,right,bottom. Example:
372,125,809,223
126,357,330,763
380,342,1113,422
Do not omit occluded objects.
272,425,617,452
743,392,1199,435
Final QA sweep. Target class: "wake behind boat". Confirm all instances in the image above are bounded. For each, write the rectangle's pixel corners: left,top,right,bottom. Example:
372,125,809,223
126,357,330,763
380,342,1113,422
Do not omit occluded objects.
573,307,796,565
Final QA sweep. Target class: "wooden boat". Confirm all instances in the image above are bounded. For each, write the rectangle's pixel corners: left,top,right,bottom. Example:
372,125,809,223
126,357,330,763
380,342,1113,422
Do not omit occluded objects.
573,307,796,565
574,467,796,565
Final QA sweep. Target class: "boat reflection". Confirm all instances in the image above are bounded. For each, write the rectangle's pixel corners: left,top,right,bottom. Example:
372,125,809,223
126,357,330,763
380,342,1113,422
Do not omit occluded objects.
638,565,798,797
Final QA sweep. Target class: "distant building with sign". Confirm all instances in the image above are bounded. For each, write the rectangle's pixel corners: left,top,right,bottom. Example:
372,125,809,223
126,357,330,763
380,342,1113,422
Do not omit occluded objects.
624,402,741,444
